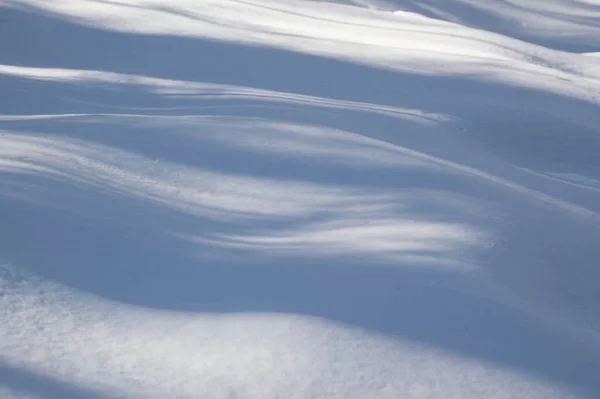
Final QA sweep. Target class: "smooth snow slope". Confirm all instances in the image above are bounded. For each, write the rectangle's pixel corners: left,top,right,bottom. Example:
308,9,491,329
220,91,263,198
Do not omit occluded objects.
1,1,600,398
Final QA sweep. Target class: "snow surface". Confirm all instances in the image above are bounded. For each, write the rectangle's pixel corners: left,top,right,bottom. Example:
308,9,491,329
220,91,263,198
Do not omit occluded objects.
1,0,600,398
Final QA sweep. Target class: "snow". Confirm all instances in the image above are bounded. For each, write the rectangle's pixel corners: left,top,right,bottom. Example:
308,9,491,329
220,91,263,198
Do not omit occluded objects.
1,0,600,398
335,0,600,52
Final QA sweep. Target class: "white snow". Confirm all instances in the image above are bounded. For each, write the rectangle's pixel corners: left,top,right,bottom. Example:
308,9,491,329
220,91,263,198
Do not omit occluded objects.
1,0,600,398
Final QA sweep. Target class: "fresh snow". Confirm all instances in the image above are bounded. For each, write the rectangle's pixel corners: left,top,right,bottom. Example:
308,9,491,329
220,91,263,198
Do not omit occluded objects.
1,0,600,398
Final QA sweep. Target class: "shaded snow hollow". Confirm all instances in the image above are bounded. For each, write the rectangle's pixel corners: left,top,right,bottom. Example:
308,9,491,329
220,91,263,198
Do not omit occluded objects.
1,1,600,398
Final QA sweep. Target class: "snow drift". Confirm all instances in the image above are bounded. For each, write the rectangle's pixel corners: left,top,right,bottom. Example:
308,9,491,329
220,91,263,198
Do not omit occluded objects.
1,1,600,398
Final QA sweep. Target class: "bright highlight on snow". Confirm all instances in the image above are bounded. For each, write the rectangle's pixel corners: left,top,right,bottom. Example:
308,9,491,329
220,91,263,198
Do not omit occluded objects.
1,1,600,398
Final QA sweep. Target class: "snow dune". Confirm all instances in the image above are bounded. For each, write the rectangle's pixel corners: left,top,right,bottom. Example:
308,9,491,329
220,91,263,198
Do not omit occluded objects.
1,1,600,398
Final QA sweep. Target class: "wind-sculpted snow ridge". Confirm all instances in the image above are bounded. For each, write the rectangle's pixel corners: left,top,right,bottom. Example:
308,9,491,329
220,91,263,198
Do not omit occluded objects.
320,0,600,52
1,1,600,398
